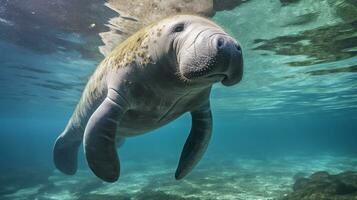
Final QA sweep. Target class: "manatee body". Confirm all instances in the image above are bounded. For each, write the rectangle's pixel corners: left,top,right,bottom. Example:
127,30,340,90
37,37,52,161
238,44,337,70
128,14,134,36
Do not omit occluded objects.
53,15,243,182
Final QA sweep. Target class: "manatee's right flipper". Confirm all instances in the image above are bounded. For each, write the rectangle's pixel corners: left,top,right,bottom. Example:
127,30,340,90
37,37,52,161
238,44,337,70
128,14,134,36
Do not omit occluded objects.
175,102,212,180
53,126,82,175
83,89,129,182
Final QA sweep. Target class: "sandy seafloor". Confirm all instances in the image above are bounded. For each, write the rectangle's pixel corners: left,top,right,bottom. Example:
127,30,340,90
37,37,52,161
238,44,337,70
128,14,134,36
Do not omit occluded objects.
1,154,357,200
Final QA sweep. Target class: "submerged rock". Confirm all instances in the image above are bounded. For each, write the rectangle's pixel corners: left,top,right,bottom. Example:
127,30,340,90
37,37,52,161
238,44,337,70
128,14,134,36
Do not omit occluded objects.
282,171,357,200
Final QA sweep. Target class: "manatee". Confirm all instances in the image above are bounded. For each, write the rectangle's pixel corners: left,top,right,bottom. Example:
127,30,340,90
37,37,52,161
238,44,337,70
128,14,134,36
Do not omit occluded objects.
53,15,243,182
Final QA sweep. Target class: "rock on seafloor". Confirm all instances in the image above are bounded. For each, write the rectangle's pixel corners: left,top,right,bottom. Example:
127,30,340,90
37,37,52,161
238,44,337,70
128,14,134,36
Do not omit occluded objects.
282,171,357,200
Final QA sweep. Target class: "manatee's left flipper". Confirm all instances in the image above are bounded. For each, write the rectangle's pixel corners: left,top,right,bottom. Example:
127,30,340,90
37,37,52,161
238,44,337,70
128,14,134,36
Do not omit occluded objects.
83,89,129,182
175,102,212,180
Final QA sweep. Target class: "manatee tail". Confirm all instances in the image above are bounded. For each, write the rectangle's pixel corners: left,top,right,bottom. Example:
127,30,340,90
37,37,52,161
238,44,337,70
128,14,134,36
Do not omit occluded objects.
53,126,82,175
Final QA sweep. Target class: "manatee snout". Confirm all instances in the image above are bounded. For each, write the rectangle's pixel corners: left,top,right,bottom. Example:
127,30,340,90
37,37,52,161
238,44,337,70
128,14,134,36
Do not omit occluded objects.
179,33,243,86
212,35,243,86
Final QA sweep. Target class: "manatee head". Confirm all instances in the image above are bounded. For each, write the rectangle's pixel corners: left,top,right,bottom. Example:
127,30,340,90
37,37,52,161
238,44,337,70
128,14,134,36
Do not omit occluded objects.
151,15,243,87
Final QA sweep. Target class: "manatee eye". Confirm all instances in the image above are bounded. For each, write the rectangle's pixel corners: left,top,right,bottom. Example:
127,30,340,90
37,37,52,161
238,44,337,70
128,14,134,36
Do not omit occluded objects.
173,23,185,33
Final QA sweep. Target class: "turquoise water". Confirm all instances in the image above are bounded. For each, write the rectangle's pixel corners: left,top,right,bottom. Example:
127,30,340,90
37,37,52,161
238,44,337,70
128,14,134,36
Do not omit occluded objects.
0,0,356,199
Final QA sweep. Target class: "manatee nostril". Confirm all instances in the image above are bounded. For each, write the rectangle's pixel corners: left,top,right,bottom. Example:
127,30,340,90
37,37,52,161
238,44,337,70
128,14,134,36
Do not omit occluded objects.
235,44,242,52
217,37,225,49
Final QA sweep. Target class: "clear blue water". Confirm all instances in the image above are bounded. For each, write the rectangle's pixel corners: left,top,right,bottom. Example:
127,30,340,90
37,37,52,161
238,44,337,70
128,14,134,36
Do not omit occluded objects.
0,0,356,199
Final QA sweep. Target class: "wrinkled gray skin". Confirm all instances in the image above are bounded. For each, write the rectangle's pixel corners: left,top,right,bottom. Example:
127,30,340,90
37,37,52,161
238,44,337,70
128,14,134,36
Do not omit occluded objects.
53,15,243,182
